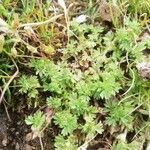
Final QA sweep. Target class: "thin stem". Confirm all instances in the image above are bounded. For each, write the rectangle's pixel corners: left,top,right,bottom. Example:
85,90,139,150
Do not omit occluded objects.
18,14,63,28
121,52,135,96
54,22,79,40
132,122,149,141
0,69,10,76
0,58,19,104
3,102,11,122
0,88,11,121
39,137,44,150
77,133,98,150
16,55,41,59
0,76,11,78
121,68,135,96
118,93,137,105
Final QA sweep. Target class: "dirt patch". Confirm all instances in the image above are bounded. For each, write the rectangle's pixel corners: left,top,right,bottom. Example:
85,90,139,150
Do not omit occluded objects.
0,107,55,150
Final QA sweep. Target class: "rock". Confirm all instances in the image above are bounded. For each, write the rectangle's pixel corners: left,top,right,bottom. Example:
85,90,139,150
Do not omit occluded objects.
15,142,20,150
25,144,36,150
136,62,150,79
75,15,87,23
25,132,33,142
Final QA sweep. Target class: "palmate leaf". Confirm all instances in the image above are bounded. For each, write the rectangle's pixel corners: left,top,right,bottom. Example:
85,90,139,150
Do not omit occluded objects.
68,93,90,115
25,111,45,130
93,63,123,100
115,28,133,51
94,78,121,100
43,81,62,94
132,42,145,62
29,59,57,78
25,111,46,138
124,18,141,35
82,113,104,139
75,79,95,97
19,75,40,98
64,40,79,56
82,121,104,139
100,80,121,99
19,75,40,93
54,111,78,136
43,67,72,94
104,62,124,80
47,96,62,110
66,21,104,55
104,101,134,129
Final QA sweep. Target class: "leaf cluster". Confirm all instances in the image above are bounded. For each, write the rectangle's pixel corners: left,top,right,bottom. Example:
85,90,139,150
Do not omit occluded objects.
16,16,150,149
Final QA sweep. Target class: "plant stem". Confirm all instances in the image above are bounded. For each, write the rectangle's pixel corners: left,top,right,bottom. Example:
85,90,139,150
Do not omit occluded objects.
18,14,63,28
0,58,19,104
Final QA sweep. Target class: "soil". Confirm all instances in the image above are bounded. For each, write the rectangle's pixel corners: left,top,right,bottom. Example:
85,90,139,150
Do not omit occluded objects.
0,106,55,150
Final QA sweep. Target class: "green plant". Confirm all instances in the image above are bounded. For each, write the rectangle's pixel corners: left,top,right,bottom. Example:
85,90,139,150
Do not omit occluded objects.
20,16,149,149
126,0,150,15
104,100,134,129
68,94,89,116
54,135,78,150
20,0,36,15
54,111,78,136
18,75,40,107
64,21,104,57
82,113,104,139
115,18,141,52
25,111,46,138
19,75,40,98
47,96,62,110
94,73,121,100
0,2,148,148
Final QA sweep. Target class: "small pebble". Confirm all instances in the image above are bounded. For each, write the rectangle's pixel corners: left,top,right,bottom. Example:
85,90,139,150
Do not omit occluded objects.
25,132,33,142
2,138,7,146
15,142,20,150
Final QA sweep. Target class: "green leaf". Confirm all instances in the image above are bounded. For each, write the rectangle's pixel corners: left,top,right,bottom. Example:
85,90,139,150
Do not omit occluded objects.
19,75,40,98
54,111,78,136
47,97,62,109
25,111,45,130
104,100,134,129
82,114,103,139
68,94,89,115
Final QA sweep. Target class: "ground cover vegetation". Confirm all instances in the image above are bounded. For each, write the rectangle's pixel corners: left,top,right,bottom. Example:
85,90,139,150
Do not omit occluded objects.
0,0,150,149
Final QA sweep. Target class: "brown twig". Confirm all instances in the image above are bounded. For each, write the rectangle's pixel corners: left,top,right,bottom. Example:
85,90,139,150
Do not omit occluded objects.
3,102,11,121
77,133,98,150
0,88,11,121
39,137,44,150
